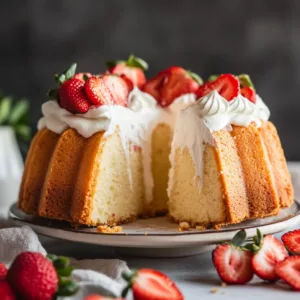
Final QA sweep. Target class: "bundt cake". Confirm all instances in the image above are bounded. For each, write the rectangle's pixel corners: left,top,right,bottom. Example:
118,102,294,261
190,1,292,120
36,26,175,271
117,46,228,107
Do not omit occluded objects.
168,74,293,228
18,57,202,225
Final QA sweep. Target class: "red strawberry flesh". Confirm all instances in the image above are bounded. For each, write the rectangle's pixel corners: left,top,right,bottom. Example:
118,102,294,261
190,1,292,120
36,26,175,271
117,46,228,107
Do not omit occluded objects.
276,256,300,291
59,78,90,113
0,280,16,300
196,74,239,101
282,229,300,254
213,244,253,284
252,235,288,281
0,263,7,280
133,269,183,300
241,87,256,103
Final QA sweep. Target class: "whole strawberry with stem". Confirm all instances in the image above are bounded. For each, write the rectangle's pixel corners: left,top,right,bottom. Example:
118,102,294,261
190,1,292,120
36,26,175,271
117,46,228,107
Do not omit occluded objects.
143,66,202,107
212,229,254,284
122,268,183,300
48,63,91,114
246,229,288,281
106,54,148,89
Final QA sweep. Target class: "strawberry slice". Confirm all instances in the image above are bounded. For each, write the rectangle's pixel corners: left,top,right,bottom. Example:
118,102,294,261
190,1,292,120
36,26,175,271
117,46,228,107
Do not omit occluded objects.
282,229,300,255
241,87,256,103
196,74,239,101
251,230,288,281
120,74,134,92
275,256,300,291
142,66,201,107
212,230,254,284
85,75,129,107
122,268,183,300
74,72,92,82
107,55,148,89
59,78,90,114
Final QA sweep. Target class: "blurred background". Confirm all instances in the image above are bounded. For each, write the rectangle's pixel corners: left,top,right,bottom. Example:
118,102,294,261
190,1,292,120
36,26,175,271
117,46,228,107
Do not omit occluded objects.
0,0,299,159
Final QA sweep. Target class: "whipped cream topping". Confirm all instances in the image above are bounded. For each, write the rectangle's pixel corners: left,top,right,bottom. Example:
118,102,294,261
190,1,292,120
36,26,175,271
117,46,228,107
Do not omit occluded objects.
127,87,157,112
168,91,271,195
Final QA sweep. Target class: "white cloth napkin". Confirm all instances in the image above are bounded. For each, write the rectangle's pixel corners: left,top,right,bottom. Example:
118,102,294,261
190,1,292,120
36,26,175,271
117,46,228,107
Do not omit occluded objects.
0,214,129,299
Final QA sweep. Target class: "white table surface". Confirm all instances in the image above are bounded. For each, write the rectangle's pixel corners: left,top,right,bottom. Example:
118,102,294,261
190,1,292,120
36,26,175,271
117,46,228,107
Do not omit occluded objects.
36,162,300,300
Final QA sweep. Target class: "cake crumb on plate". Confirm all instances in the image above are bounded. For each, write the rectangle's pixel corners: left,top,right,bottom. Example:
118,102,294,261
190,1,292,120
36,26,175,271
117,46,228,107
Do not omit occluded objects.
97,225,123,234
178,222,190,232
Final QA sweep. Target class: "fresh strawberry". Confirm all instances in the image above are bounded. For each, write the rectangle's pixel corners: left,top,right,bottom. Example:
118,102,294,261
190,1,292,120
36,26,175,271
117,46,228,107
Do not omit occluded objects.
0,263,7,280
107,55,148,89
74,72,92,82
85,295,124,300
241,87,256,103
48,63,92,113
120,74,134,92
282,229,300,255
122,268,183,300
143,66,202,107
0,280,16,300
59,78,90,113
85,75,129,107
250,230,288,281
275,256,300,291
212,230,254,284
7,252,58,300
196,74,239,101
238,74,256,103
142,69,169,100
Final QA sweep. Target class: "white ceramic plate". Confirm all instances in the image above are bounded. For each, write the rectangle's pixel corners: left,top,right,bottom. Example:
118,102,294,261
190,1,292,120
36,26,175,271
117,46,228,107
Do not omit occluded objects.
9,202,300,250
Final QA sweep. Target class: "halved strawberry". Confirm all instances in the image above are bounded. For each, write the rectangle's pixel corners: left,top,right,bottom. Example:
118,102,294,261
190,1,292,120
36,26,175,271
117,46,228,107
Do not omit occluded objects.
122,268,183,300
251,230,288,281
241,87,256,103
282,229,300,255
106,55,148,89
74,72,92,82
196,74,239,101
212,230,254,284
275,256,300,291
160,66,201,107
85,75,129,107
59,78,90,113
142,66,201,107
120,74,134,92
0,262,7,280
142,69,169,101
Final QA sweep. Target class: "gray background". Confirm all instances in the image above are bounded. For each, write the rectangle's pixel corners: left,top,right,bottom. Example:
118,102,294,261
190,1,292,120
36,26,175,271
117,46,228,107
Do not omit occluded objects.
1,0,299,159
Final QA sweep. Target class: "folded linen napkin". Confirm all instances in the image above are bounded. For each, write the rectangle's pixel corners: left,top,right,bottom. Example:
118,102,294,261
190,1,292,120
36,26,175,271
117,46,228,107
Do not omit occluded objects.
0,213,129,299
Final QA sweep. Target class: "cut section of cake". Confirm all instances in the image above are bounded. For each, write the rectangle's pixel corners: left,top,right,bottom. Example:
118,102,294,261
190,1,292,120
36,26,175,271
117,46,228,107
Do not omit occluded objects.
168,74,293,228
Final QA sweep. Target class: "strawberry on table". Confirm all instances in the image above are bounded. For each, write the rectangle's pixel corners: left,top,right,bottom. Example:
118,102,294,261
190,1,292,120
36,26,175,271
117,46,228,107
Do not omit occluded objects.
48,63,91,114
143,66,202,107
282,229,300,255
85,74,130,107
212,229,254,284
196,74,239,101
275,256,300,291
0,280,16,300
250,229,288,281
7,252,58,300
106,54,148,89
122,268,183,300
0,262,7,280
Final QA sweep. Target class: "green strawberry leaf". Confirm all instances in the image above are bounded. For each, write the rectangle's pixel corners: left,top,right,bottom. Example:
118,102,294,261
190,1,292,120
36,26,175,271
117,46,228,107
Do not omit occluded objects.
14,124,31,142
56,266,74,277
127,54,149,71
83,74,89,82
55,74,66,86
47,254,58,262
57,279,79,296
48,88,59,100
187,70,203,84
0,96,12,125
238,74,255,90
231,229,247,247
65,63,77,80
8,98,29,125
208,74,219,82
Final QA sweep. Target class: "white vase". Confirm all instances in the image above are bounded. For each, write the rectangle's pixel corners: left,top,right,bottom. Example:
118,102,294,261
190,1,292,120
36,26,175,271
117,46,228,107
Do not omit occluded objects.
0,126,24,215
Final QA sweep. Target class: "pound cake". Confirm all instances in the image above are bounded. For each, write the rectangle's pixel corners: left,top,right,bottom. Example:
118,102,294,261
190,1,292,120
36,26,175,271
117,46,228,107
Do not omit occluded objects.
168,74,294,228
18,56,202,225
